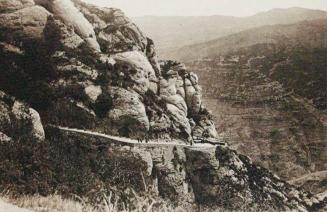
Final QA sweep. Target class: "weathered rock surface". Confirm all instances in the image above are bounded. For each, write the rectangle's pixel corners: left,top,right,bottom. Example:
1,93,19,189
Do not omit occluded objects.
107,87,150,137
0,91,45,142
0,0,34,13
0,0,216,141
75,1,148,54
113,50,157,95
43,0,100,51
0,4,50,40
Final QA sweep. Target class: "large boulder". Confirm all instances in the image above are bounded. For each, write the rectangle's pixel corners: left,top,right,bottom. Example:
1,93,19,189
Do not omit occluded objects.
159,61,217,139
0,91,45,142
0,5,50,41
0,0,34,13
184,73,202,115
75,2,148,53
107,87,149,137
47,0,100,52
113,51,157,95
43,15,85,50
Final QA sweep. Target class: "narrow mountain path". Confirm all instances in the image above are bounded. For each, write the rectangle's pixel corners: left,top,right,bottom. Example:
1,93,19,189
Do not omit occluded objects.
288,170,327,185
52,126,218,148
291,95,327,128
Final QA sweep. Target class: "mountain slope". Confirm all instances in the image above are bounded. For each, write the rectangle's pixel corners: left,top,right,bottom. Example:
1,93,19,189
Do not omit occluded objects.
173,18,327,110
179,18,327,193
133,7,327,53
162,18,327,61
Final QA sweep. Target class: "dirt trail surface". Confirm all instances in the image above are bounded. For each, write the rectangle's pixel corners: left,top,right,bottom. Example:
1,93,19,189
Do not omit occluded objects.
289,170,327,184
53,126,217,148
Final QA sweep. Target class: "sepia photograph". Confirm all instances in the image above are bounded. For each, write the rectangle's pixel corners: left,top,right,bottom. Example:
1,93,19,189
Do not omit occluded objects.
0,0,326,211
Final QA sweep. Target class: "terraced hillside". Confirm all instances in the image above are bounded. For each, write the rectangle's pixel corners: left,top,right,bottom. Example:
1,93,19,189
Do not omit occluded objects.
185,35,327,193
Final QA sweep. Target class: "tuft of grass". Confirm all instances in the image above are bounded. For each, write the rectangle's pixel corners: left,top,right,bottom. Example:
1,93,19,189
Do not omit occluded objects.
2,194,90,212
1,189,176,212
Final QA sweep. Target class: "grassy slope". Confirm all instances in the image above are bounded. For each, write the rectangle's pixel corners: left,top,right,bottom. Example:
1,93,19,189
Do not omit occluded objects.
0,130,181,211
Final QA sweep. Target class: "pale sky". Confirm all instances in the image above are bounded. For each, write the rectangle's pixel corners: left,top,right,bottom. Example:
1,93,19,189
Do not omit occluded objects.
82,0,327,17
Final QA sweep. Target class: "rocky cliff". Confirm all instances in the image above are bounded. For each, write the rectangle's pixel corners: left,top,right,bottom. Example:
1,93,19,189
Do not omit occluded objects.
0,0,216,142
41,127,326,211
0,0,326,211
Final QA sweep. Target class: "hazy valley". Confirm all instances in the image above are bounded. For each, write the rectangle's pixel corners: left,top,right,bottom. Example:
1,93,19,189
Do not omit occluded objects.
133,7,327,54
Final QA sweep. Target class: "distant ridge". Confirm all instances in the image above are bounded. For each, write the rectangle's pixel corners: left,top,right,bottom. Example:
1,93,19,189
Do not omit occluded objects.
160,18,327,60
132,7,327,52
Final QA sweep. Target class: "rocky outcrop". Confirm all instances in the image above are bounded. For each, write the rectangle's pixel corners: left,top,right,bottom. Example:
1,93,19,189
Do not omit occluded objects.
0,0,34,13
0,4,50,40
37,0,100,52
0,0,216,142
113,50,157,95
107,87,150,137
0,91,45,142
159,61,218,139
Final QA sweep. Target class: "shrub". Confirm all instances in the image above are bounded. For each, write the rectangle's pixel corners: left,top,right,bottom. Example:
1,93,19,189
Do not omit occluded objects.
93,91,113,118
0,129,148,198
269,128,280,140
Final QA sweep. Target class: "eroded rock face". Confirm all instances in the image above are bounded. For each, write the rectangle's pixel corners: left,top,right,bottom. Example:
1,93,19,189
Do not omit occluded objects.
70,0,149,54
160,146,324,211
47,0,101,52
113,51,157,95
0,0,217,141
0,0,34,13
0,5,50,40
107,87,150,137
158,61,218,139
